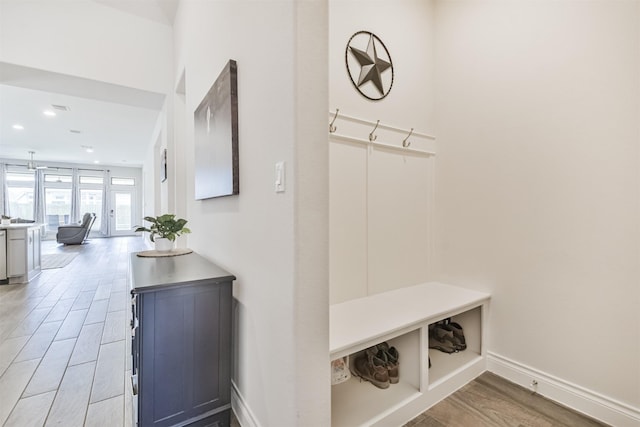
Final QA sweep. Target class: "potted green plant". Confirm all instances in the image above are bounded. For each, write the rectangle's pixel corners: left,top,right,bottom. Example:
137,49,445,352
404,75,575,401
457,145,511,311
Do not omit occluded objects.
134,214,191,252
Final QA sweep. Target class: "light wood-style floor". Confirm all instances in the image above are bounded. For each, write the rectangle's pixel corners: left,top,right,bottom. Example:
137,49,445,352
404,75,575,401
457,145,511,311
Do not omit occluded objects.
2,237,608,427
0,236,145,427
405,371,609,427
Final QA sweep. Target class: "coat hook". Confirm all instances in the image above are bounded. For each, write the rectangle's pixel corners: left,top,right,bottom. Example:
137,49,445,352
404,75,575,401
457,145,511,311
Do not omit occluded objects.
329,109,339,133
369,120,380,142
402,128,413,147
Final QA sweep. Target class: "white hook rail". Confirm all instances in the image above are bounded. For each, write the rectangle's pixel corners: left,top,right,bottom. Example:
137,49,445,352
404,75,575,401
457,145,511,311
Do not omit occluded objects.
330,132,435,156
328,109,436,156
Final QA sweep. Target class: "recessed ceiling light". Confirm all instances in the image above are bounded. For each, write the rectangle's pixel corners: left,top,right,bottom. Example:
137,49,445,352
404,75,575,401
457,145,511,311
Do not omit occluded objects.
43,110,56,117
12,124,24,130
87,148,94,153
94,160,100,164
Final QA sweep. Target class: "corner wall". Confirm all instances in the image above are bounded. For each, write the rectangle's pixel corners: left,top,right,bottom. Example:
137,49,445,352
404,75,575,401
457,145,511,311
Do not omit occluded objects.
434,0,640,418
172,1,329,426
329,0,437,304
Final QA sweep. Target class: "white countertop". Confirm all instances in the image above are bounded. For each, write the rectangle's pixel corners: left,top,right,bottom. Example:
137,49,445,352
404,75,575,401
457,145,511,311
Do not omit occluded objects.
0,223,43,230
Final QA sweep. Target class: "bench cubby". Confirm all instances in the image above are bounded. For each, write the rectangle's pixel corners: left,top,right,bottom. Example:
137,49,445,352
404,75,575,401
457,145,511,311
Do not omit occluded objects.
330,282,490,426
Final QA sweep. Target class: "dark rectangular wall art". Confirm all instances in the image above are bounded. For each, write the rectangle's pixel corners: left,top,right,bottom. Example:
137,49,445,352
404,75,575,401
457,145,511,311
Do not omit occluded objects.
194,59,239,199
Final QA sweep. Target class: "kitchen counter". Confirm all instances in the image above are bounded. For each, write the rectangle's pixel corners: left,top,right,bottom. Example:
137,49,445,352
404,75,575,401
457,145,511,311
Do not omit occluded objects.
1,223,40,229
1,223,43,284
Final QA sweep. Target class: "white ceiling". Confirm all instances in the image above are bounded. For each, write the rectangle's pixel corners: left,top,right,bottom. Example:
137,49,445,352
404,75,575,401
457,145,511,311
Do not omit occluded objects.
0,0,177,168
0,83,162,167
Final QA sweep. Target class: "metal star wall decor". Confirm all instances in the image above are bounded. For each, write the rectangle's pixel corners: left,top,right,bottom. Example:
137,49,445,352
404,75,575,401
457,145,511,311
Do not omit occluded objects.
345,31,394,101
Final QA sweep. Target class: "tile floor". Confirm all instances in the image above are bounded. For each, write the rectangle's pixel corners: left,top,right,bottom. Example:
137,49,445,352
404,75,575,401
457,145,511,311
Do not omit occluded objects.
0,236,146,426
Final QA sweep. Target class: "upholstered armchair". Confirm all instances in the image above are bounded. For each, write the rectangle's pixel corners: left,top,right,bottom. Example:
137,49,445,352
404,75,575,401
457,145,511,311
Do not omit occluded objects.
56,212,96,245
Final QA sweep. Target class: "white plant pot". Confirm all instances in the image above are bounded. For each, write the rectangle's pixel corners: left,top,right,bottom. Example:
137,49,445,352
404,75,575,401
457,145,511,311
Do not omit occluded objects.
154,237,174,252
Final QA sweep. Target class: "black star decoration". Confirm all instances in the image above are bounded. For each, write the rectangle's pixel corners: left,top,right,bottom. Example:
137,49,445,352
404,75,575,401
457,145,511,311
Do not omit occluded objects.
349,34,391,96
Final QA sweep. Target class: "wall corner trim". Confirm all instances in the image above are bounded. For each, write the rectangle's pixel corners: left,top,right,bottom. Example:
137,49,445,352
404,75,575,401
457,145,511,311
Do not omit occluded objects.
231,381,261,427
487,352,640,427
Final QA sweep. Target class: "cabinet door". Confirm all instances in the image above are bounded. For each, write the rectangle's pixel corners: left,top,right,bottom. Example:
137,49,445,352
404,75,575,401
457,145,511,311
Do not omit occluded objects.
32,228,41,270
0,232,6,280
139,282,231,426
27,229,34,272
7,234,26,277
131,294,139,376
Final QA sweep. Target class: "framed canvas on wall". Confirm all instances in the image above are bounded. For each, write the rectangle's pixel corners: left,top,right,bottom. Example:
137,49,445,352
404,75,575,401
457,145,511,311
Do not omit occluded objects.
194,60,239,200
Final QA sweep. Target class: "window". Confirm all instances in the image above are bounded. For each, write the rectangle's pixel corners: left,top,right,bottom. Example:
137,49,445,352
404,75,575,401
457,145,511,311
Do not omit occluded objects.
6,172,35,220
111,177,135,186
114,192,132,231
45,188,72,230
43,171,72,233
79,173,103,232
79,190,102,230
44,174,73,184
80,176,103,185
4,165,139,238
6,172,35,183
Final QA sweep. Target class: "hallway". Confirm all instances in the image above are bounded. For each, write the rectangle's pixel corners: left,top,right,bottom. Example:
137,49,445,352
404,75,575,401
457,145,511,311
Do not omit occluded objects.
0,236,146,426
0,236,612,427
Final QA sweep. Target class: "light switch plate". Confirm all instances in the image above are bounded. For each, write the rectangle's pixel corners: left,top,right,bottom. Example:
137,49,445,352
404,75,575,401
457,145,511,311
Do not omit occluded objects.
275,161,285,193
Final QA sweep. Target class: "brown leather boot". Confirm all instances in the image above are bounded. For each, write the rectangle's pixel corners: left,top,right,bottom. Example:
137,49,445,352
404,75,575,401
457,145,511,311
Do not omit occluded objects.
353,348,389,389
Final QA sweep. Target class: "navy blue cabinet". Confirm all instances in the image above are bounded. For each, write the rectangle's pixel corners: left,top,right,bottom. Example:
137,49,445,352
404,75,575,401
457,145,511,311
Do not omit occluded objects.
130,253,235,427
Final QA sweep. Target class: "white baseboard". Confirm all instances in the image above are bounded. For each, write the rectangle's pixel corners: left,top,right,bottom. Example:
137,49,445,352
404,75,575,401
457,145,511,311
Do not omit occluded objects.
488,352,640,427
231,380,260,427
233,357,639,427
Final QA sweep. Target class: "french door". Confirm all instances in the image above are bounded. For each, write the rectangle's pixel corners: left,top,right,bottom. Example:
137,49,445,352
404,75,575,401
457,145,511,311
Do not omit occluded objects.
110,190,136,236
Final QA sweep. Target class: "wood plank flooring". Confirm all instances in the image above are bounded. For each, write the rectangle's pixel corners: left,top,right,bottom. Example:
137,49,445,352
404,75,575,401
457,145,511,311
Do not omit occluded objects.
404,372,609,427
0,236,145,427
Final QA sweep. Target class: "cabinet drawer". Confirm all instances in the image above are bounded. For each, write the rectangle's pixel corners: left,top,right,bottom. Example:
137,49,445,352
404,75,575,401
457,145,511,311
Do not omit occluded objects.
7,229,25,240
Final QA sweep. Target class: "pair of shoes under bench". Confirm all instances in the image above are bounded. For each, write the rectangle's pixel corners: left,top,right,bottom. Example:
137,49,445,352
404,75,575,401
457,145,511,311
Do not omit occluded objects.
429,322,466,353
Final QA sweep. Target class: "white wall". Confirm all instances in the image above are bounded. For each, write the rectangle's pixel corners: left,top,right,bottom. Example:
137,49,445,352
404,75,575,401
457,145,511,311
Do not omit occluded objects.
140,100,170,227
173,1,329,426
0,0,172,94
329,0,436,303
329,0,435,130
435,0,640,410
